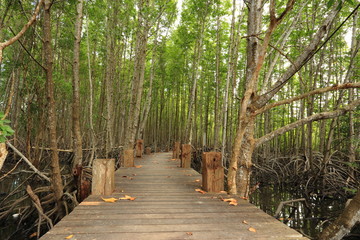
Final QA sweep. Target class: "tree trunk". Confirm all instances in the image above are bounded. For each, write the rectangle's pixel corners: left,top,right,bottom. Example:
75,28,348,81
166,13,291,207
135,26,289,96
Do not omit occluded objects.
43,0,64,209
124,0,149,151
319,190,360,240
72,0,84,170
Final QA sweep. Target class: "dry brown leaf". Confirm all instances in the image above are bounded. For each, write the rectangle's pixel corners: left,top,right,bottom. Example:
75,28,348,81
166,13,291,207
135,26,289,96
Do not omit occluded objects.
101,197,118,203
122,175,128,178
186,232,193,236
242,220,248,224
229,201,238,206
240,196,248,200
222,198,237,202
219,191,227,193
186,174,192,176
135,165,142,168
195,179,200,182
248,227,256,233
195,189,206,194
119,195,136,201
29,232,37,238
171,158,177,161
132,174,137,176
65,235,74,239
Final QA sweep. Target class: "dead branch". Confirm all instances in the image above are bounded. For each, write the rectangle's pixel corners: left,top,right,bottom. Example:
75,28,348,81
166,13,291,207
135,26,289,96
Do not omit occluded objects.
26,185,53,230
6,141,51,182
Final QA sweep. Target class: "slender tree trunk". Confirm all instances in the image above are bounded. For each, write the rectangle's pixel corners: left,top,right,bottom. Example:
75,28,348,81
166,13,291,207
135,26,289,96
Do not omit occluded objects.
86,10,96,166
138,24,159,139
43,0,64,209
125,0,149,150
213,1,221,150
72,0,84,170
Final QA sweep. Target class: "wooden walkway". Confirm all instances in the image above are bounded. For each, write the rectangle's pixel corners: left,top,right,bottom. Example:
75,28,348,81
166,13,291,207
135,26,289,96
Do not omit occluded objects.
41,152,307,240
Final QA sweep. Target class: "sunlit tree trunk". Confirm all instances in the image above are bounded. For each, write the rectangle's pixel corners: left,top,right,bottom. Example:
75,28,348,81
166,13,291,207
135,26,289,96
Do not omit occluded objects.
43,0,64,208
125,0,149,150
72,0,84,170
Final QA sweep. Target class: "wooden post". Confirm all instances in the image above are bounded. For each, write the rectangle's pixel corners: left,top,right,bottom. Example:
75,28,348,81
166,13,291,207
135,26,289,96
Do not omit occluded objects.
173,141,180,159
145,147,151,155
124,149,134,167
135,139,143,158
202,152,224,192
181,144,191,168
92,158,115,195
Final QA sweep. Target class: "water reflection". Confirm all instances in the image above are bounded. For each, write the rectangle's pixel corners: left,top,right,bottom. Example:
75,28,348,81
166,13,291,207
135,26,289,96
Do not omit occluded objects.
250,184,347,238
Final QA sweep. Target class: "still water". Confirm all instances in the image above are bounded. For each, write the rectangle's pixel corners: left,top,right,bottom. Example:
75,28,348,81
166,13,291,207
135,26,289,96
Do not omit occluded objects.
250,184,357,239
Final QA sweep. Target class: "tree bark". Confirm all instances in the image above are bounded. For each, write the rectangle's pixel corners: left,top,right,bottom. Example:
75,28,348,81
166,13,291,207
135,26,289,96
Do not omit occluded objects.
43,0,64,208
125,0,149,151
319,190,360,240
72,0,84,170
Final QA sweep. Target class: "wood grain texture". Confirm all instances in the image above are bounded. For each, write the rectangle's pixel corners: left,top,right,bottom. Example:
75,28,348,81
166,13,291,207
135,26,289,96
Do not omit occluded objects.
41,152,307,240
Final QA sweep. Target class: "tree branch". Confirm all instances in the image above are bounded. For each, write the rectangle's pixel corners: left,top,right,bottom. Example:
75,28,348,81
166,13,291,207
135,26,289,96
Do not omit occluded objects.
253,82,360,116
254,1,344,109
6,141,51,182
0,0,44,63
255,99,360,147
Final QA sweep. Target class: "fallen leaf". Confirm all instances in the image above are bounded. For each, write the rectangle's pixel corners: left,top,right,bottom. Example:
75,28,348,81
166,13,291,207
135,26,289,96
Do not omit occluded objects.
186,174,192,176
119,195,136,201
101,197,118,203
65,235,74,239
242,220,248,224
219,191,227,193
240,196,248,200
186,232,193,236
167,176,171,178
229,201,238,206
171,158,177,161
195,189,206,194
29,232,37,238
135,165,142,168
248,227,256,233
222,198,237,202
278,217,284,221
122,175,128,178
195,179,200,182
132,174,137,176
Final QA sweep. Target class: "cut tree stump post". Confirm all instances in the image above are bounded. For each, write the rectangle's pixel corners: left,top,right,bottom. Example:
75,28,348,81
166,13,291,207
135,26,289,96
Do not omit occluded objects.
145,147,151,155
181,144,191,168
136,139,143,158
202,152,224,192
92,158,115,195
124,149,134,167
173,141,180,159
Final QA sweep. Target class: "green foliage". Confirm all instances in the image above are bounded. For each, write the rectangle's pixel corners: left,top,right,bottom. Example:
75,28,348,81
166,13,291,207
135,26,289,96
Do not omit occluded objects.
0,113,14,143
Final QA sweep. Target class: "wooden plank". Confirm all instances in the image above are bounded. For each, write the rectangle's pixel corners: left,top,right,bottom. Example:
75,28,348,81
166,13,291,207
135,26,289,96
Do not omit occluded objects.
41,152,307,240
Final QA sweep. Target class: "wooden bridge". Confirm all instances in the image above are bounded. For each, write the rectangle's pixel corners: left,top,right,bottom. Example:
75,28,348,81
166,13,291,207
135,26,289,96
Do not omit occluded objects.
41,152,307,240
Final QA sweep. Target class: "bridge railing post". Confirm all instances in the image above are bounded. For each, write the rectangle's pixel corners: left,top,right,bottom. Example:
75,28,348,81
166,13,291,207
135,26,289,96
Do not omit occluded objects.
173,141,180,159
202,152,224,192
136,139,143,158
124,149,134,167
181,144,191,168
145,147,152,155
92,158,115,195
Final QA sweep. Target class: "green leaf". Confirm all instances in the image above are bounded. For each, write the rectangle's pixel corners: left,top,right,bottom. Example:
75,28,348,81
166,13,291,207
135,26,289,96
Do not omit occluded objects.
345,0,354,5
327,0,336,8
